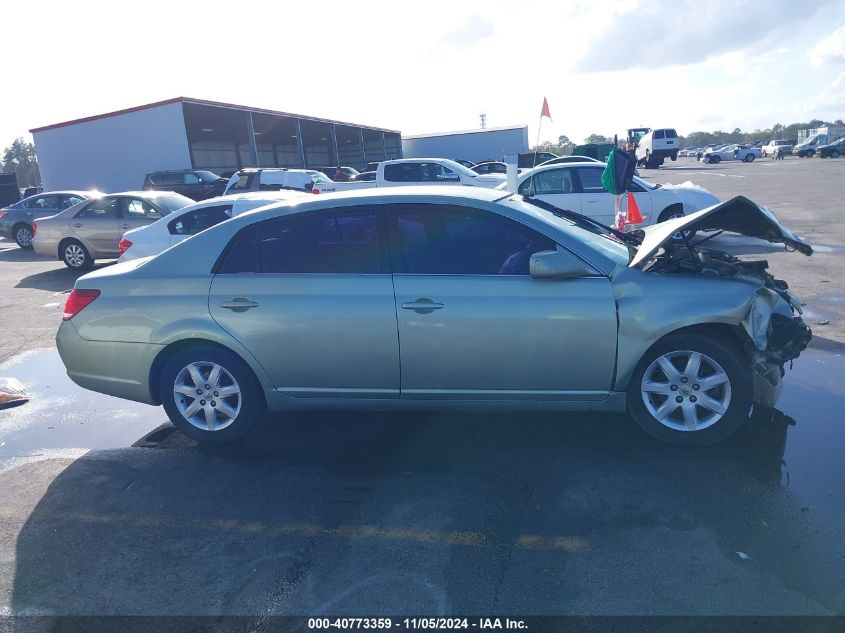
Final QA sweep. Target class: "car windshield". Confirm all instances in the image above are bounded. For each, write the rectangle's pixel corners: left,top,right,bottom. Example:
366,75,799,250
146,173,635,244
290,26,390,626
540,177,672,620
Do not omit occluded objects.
154,194,194,214
508,195,634,266
195,171,222,182
440,160,479,178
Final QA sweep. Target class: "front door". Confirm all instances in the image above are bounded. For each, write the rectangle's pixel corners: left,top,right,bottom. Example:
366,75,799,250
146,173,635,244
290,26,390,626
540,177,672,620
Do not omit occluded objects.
388,204,618,400
120,197,163,237
209,206,400,398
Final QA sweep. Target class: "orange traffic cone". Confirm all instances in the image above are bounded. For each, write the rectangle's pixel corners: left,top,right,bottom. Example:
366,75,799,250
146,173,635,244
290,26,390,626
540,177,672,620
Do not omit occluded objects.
626,191,644,224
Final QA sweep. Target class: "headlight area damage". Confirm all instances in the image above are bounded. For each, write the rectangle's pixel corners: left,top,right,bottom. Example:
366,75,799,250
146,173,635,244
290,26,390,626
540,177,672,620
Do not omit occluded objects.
630,195,814,407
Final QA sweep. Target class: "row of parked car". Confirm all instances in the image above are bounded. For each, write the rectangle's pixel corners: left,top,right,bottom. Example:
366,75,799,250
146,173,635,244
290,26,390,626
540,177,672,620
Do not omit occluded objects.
1,157,721,271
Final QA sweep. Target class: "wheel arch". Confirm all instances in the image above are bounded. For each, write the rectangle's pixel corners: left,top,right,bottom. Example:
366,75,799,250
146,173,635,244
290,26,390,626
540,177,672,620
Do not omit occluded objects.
615,322,750,392
148,338,269,408
656,202,685,223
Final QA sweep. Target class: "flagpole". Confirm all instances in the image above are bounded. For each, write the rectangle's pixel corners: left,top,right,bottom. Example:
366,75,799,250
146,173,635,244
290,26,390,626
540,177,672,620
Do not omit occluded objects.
534,117,543,167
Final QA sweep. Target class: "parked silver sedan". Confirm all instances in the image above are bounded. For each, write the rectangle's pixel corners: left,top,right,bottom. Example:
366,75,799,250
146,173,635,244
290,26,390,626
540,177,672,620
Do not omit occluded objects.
32,191,193,270
56,187,812,446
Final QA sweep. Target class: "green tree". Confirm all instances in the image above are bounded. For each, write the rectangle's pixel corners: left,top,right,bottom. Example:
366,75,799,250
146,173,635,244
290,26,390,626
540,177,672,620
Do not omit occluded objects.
2,137,40,187
584,133,613,145
531,133,576,156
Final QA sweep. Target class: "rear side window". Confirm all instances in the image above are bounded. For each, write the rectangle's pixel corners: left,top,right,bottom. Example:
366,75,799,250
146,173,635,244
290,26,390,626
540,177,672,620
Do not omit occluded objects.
169,205,232,235
384,163,421,182
218,209,380,274
654,130,666,139
575,167,606,193
150,173,183,186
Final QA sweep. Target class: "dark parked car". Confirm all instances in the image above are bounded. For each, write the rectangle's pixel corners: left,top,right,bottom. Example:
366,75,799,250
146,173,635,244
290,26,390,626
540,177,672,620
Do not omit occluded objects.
471,161,507,175
517,152,559,169
453,159,476,168
0,190,95,248
143,170,227,201
817,138,845,158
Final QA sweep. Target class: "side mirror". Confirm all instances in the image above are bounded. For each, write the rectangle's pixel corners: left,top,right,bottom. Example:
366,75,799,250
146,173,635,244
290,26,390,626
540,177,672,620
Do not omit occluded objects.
444,173,461,182
530,249,595,279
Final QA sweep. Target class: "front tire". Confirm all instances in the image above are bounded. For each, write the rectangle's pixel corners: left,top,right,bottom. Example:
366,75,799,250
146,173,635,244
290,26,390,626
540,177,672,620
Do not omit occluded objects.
831,150,841,158
160,345,264,444
744,154,755,162
710,155,721,164
627,333,752,446
61,239,93,270
13,223,34,249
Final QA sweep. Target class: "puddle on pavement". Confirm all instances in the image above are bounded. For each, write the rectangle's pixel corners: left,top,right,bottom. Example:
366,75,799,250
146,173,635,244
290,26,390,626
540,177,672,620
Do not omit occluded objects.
0,348,165,468
1,346,843,520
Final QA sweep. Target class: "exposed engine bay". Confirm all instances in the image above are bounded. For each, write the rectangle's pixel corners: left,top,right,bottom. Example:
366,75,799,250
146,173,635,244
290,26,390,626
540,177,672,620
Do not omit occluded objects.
643,242,812,406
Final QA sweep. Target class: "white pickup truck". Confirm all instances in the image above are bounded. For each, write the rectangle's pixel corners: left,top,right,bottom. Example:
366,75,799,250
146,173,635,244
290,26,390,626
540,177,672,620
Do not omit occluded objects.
313,158,505,193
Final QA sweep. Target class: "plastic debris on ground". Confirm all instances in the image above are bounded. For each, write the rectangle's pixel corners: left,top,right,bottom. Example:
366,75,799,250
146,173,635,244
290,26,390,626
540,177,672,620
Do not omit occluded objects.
0,377,29,411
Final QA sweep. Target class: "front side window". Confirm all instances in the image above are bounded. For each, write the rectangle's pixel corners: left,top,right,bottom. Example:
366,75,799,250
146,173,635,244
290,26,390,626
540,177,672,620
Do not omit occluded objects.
154,195,192,214
124,199,157,218
169,205,232,235
61,195,85,209
219,209,380,274
77,197,119,219
183,173,201,185
420,163,459,182
390,205,556,275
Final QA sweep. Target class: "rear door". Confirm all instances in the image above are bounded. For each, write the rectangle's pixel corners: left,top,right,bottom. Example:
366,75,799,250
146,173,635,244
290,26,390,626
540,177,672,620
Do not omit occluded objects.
209,206,400,398
517,167,583,214
72,197,120,254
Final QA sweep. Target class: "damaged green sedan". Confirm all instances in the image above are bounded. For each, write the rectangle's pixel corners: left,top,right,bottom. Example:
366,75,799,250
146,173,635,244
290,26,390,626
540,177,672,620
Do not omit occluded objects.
55,187,811,446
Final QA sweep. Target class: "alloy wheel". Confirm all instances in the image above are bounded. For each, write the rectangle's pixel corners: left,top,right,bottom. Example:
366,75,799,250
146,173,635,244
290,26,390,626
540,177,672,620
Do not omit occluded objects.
173,361,242,431
65,243,86,268
640,350,732,432
15,226,33,247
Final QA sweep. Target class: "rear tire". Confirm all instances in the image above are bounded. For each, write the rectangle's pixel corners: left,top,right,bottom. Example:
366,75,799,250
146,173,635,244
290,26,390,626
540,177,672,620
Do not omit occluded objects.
831,150,841,158
61,239,93,270
160,345,264,444
627,333,752,446
13,223,34,249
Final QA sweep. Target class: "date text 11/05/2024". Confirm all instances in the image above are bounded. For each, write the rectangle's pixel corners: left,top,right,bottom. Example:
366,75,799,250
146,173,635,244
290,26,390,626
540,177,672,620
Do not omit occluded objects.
308,618,528,630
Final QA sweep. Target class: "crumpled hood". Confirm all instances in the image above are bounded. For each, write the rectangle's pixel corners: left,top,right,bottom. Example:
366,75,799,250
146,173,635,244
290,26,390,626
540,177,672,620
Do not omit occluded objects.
630,195,813,268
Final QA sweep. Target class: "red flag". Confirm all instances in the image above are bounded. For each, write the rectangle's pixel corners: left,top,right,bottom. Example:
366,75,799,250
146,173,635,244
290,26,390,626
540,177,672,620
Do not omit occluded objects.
540,97,552,122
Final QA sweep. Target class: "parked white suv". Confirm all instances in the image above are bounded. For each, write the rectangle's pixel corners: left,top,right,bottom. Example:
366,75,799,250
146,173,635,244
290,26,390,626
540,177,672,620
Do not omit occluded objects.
761,140,793,158
223,168,331,195
635,129,680,168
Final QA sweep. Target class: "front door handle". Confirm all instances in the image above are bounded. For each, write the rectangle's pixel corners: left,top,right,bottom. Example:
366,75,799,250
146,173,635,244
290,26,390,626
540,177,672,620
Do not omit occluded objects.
120,224,131,229
72,223,82,228
219,297,259,311
401,298,444,314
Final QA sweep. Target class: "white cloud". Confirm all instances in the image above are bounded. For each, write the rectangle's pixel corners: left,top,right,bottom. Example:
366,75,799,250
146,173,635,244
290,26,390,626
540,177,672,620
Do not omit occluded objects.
442,15,495,48
803,71,845,115
577,0,838,72
809,24,845,66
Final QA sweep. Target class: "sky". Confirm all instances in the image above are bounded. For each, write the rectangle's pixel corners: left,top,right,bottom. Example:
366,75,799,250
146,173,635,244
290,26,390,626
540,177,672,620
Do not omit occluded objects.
4,0,845,149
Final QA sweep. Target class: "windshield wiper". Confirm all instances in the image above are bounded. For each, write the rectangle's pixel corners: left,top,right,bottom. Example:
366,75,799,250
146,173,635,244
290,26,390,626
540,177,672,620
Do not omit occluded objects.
522,195,642,246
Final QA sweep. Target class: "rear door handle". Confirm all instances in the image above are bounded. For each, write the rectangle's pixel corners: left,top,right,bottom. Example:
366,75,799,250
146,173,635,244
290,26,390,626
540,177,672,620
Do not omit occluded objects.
219,297,259,311
401,298,444,314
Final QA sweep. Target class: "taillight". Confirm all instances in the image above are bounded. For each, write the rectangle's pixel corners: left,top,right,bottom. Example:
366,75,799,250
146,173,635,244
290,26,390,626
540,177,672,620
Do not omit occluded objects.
62,289,100,321
118,238,132,255
31,222,37,235
311,188,320,194
0,211,7,219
